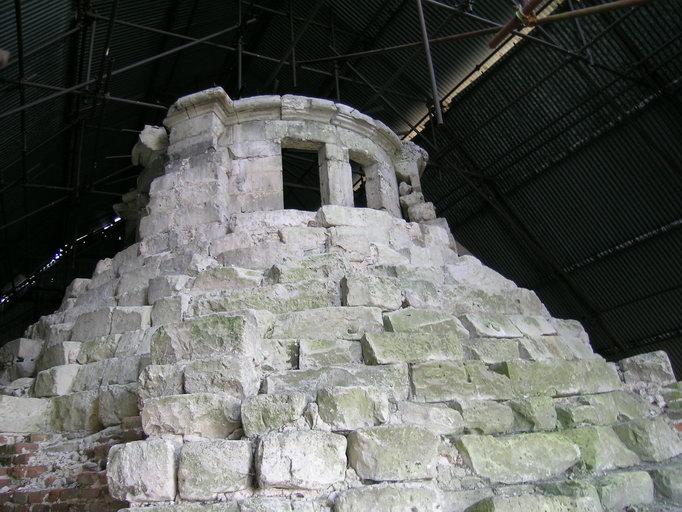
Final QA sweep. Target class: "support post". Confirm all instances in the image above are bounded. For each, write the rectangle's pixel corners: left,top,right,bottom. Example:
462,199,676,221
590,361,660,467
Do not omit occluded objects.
415,0,443,125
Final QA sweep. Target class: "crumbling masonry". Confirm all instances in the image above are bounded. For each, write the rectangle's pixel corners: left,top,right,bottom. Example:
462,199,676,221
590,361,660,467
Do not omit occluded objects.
0,88,681,512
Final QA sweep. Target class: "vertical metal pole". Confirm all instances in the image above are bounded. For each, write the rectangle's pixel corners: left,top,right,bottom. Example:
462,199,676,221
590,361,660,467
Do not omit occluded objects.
415,0,443,125
331,8,340,101
289,0,298,88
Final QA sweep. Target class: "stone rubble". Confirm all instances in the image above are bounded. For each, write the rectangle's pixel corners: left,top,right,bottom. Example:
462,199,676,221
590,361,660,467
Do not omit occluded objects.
0,88,680,512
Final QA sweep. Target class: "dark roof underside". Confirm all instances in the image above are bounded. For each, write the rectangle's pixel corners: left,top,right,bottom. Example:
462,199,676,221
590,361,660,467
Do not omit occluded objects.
0,0,680,374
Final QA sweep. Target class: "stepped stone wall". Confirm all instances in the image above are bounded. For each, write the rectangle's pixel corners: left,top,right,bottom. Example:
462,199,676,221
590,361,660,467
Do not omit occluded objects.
0,88,681,512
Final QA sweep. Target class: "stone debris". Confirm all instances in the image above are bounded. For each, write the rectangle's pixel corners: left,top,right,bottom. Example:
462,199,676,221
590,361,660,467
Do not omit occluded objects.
0,88,680,512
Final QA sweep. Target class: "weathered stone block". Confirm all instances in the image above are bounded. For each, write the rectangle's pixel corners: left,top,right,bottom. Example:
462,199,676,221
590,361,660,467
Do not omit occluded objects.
383,307,468,335
0,395,53,432
468,495,602,512
71,308,113,341
390,401,464,436
111,306,153,334
509,396,557,431
411,361,514,402
148,274,192,304
184,355,258,398
362,331,463,365
499,360,621,397
52,390,101,431
459,314,523,338
347,425,438,481
0,338,44,378
141,393,241,438
271,306,383,340
335,483,442,512
76,335,120,364
507,315,557,337
99,383,140,426
298,339,362,368
241,393,307,437
192,265,262,291
151,314,259,364
264,364,409,401
619,350,676,386
138,363,185,400
613,417,682,462
596,471,654,510
256,430,346,489
463,338,520,364
316,386,388,430
178,440,252,499
34,364,79,397
458,433,580,484
108,437,181,502
341,275,402,311
561,426,640,471
650,464,682,501
457,401,515,435
36,341,81,372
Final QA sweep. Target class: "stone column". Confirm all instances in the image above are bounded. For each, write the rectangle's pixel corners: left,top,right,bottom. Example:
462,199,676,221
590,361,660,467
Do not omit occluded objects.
364,161,401,218
318,143,354,207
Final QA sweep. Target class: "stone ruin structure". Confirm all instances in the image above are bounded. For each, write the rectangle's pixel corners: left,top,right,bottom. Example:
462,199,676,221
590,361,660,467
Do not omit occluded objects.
0,88,681,512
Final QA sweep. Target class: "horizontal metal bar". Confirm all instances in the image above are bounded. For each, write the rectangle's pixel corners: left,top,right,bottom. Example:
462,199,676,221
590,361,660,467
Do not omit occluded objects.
530,0,652,26
0,26,82,71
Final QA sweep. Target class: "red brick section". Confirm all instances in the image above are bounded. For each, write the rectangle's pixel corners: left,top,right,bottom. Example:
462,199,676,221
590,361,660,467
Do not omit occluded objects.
0,426,138,512
674,420,682,432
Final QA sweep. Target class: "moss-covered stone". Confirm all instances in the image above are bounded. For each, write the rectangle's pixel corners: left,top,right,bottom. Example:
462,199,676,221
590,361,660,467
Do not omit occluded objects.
650,464,682,501
596,471,654,510
270,306,383,340
560,426,640,471
509,396,557,431
613,417,682,462
467,494,602,512
391,401,464,436
241,393,307,437
362,331,463,365
347,425,439,481
335,483,442,511
457,433,580,484
457,401,515,435
383,307,468,335
316,386,388,430
298,338,362,368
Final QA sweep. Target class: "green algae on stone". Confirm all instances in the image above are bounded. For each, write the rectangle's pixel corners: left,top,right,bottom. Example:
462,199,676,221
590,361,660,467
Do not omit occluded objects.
335,482,442,512
596,471,654,510
613,417,682,462
509,396,557,431
316,385,388,430
457,433,580,484
456,400,515,435
650,464,682,501
382,307,468,335
362,331,463,365
560,426,640,471
241,393,307,438
467,494,602,512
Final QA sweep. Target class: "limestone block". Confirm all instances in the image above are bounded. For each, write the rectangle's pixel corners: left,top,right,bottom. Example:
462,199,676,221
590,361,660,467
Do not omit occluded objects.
315,205,395,229
76,335,119,363
619,350,676,386
36,341,81,372
184,355,258,398
64,277,91,298
517,335,564,361
613,417,682,462
262,338,299,372
0,395,54,432
341,275,403,311
114,329,150,357
328,225,389,257
298,339,362,369
108,437,181,502
111,306,152,334
256,430,346,489
178,440,252,499
241,393,308,437
238,497,325,511
390,401,464,436
650,464,682,501
335,483,442,512
190,281,337,317
463,338,520,364
264,364,409,401
148,274,192,304
278,226,327,252
316,386,388,431
362,331,463,365
499,360,622,397
347,425,438,481
458,433,580,484
141,393,241,438
509,396,557,431
468,495,602,512
152,295,191,326
99,383,140,426
71,361,105,391
71,307,113,341
456,401,515,435
562,426,640,471
52,390,101,431
407,202,436,222
44,322,74,344
399,191,424,209
383,307,468,335
596,471,654,510
556,391,649,427
101,355,145,386
0,338,44,378
151,314,259,364
401,279,440,309
271,306,383,340
193,266,262,291
459,314,523,339
139,363,185,400
411,361,515,402
507,315,557,337
34,364,79,397
0,377,34,397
